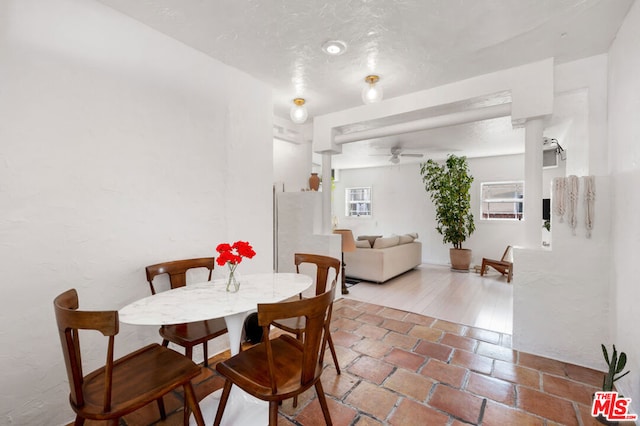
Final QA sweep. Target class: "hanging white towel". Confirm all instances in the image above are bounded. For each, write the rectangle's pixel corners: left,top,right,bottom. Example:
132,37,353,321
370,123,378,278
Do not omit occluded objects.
584,175,596,238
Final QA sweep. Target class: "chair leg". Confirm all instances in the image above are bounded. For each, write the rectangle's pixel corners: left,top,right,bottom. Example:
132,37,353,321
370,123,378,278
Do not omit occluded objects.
156,396,167,420
326,332,341,375
480,260,487,276
269,401,279,426
184,381,204,426
203,343,209,367
213,380,233,426
292,329,304,408
185,346,193,362
162,338,169,347
315,381,333,425
73,416,85,426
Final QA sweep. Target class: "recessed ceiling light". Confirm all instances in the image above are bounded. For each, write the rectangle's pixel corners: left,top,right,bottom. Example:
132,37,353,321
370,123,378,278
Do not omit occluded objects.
322,40,347,56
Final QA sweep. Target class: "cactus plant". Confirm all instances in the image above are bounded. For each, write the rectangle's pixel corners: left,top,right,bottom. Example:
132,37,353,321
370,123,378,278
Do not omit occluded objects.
601,344,630,392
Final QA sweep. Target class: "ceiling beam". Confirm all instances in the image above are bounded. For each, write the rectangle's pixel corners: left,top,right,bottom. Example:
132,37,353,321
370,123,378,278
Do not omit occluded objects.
334,103,512,145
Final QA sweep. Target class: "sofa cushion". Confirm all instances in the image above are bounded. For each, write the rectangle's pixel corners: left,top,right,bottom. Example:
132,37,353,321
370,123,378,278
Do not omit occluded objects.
398,234,415,244
357,235,382,247
355,240,371,248
373,235,400,249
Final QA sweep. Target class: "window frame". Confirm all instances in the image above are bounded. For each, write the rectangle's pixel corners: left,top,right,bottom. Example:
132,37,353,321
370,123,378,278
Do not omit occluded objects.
345,186,372,218
480,181,525,221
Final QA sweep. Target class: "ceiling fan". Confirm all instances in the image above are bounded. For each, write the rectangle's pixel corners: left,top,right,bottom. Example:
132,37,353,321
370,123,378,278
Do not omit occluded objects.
373,147,424,164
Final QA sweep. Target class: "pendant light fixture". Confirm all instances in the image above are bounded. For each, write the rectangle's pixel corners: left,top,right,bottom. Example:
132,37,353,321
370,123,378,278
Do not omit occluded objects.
290,98,308,124
362,75,383,104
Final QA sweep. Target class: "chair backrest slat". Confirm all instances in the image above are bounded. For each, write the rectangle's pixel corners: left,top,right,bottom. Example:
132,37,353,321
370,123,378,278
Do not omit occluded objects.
294,253,340,295
501,246,513,263
145,257,215,294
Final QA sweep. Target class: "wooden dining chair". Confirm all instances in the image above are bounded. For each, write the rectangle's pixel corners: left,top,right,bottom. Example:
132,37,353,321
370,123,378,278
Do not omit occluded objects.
480,245,514,283
214,282,336,426
145,257,228,366
271,253,341,375
53,289,205,426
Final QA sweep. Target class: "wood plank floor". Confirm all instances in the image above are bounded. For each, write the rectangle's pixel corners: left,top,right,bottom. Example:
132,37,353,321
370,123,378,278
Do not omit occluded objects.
343,263,513,334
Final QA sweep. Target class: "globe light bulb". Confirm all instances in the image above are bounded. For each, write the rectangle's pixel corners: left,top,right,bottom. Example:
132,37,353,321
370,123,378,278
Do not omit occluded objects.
290,98,308,124
362,75,383,104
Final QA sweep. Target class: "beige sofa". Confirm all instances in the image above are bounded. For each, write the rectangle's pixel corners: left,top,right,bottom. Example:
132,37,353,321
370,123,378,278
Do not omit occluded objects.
344,234,422,283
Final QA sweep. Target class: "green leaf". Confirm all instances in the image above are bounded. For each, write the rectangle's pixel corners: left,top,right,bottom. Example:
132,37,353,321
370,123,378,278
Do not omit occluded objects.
614,370,630,383
602,344,610,365
616,352,627,373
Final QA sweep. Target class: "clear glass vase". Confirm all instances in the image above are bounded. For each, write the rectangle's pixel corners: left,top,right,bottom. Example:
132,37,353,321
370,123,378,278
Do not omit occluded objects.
225,267,240,292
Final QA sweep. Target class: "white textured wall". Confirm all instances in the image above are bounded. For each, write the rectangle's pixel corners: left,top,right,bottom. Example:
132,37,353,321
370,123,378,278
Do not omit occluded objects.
333,163,438,260
0,1,272,424
513,176,611,369
275,192,342,273
555,55,610,177
273,138,312,192
512,53,612,371
608,0,640,413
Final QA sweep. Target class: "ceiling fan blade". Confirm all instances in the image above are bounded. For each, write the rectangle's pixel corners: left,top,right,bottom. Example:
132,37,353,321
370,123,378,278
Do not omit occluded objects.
400,153,424,157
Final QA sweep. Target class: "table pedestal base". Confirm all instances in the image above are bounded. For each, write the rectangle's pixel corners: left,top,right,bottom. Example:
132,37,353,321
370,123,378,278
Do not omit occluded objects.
190,386,268,425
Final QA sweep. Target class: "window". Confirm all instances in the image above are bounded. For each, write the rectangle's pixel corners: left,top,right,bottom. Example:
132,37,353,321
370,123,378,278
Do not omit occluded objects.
345,187,372,217
481,181,524,220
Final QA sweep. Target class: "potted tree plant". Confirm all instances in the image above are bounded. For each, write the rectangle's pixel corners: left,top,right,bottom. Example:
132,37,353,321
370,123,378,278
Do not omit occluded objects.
420,154,475,271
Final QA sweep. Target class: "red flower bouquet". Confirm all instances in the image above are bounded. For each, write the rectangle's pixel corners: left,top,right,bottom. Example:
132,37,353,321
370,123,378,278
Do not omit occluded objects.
216,241,256,291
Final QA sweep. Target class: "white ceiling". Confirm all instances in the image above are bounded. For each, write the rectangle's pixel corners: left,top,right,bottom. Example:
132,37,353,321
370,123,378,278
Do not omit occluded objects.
97,0,633,169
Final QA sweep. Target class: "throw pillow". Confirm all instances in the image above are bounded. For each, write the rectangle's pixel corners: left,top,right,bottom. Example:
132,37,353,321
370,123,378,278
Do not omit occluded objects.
373,235,400,249
355,240,371,248
357,235,382,247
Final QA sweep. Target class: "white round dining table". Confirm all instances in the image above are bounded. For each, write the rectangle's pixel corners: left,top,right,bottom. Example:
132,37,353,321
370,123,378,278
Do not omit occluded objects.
119,272,313,425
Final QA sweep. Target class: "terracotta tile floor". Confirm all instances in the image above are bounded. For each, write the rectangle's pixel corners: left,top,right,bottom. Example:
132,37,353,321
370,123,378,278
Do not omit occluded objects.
74,298,612,426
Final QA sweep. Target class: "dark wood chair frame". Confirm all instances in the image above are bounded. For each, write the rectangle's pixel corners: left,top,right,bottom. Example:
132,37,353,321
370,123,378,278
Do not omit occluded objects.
480,245,514,283
214,282,336,425
145,257,228,366
272,253,341,375
53,288,205,426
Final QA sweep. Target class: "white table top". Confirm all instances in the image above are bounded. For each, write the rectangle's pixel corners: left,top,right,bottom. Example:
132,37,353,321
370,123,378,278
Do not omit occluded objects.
119,272,312,325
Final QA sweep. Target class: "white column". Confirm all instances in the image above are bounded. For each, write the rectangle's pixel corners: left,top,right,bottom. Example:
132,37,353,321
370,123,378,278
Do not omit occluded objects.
321,152,333,234
523,118,544,248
